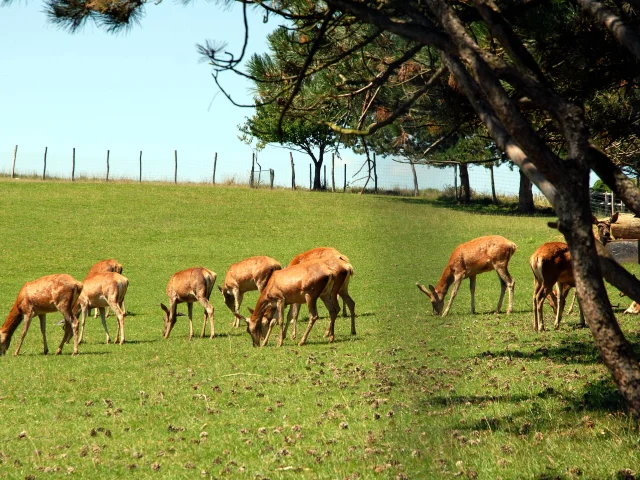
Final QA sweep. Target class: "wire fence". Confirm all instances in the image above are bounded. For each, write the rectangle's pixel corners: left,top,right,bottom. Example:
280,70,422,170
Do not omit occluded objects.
0,143,543,199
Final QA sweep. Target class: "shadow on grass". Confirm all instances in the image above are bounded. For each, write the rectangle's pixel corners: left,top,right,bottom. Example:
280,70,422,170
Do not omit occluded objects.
386,196,556,217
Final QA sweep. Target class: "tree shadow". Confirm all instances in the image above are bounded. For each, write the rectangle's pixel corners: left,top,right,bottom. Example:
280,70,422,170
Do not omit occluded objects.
386,195,556,217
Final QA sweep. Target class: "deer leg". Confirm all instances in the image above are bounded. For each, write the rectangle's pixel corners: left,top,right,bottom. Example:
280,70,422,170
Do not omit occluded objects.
469,275,477,314
554,283,569,330
442,276,464,317
187,303,194,340
112,302,125,344
288,304,299,340
276,300,287,347
38,314,48,355
339,292,356,335
105,306,111,319
98,307,112,344
566,290,577,315
495,266,514,314
198,297,215,339
14,310,34,356
233,291,244,328
298,296,319,346
57,309,79,355
320,295,338,343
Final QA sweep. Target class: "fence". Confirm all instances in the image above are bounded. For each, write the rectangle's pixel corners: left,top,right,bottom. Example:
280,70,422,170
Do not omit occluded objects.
2,143,542,198
590,191,631,217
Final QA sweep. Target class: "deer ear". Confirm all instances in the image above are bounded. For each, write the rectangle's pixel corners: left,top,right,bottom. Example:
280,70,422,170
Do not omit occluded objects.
428,285,437,294
611,212,619,223
160,303,169,314
243,317,250,325
247,307,254,315
591,215,599,225
217,286,223,293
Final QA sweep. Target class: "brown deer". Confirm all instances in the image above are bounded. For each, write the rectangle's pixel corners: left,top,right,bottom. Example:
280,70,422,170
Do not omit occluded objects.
87,259,124,319
416,235,517,317
0,274,83,356
537,214,618,329
530,242,582,331
246,257,351,347
218,256,281,328
161,267,216,340
76,272,129,344
287,247,356,339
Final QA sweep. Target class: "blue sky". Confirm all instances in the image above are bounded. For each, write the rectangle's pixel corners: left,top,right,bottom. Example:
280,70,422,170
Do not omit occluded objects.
0,0,367,185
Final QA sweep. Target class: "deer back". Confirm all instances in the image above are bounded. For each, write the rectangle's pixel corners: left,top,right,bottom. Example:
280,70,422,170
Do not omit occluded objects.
288,247,348,267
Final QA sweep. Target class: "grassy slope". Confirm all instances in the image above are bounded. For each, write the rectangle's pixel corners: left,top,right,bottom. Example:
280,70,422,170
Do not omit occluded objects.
0,180,638,479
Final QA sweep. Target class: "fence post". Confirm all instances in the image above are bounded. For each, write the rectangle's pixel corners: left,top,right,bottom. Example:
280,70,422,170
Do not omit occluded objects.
373,153,378,193
343,164,347,193
72,147,76,182
410,160,418,197
269,169,274,189
42,147,47,180
213,152,217,185
611,191,615,216
106,150,110,182
250,153,255,188
290,152,296,190
139,151,142,182
174,150,178,184
454,163,458,201
323,165,327,189
309,163,312,190
331,153,335,192
11,145,17,179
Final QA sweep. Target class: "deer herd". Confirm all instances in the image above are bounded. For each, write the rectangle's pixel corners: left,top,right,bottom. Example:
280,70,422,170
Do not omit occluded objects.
0,247,356,356
417,213,623,331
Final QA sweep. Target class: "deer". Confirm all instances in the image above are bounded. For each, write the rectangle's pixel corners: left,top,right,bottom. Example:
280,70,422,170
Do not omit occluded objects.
246,257,352,347
286,247,356,340
76,272,128,344
218,256,281,328
87,259,124,319
536,214,618,329
0,274,83,356
161,267,216,340
416,235,517,317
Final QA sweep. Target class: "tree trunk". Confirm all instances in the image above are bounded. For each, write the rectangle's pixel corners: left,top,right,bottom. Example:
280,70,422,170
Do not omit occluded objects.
458,162,471,204
560,181,640,417
518,169,535,213
490,165,498,204
313,160,323,190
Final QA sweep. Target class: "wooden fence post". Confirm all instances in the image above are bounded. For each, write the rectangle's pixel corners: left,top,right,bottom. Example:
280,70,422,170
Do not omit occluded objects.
213,152,217,185
72,147,76,182
139,151,142,182
174,150,178,184
331,153,335,192
454,163,458,201
309,164,312,190
250,152,255,188
373,152,378,193
290,152,296,190
269,169,274,189
106,150,110,182
343,164,347,193
410,160,418,197
42,147,47,180
11,145,17,179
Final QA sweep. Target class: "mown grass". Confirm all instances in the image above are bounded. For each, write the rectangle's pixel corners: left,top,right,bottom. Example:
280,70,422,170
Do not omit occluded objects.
0,178,639,479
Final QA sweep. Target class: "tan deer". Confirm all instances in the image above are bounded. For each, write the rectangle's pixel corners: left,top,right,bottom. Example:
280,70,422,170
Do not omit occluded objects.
76,272,129,344
246,257,351,347
530,242,582,331
87,259,124,319
416,235,517,317
161,267,216,340
537,214,618,328
218,256,281,328
286,247,356,339
0,274,83,356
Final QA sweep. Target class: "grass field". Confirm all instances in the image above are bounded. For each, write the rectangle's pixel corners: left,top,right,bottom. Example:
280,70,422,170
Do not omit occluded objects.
0,179,639,479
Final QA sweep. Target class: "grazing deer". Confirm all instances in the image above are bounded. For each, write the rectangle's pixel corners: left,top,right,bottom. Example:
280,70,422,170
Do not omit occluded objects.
536,215,617,329
218,256,281,328
624,301,640,314
87,259,124,319
287,247,356,339
76,272,128,344
530,242,582,331
0,274,83,356
161,267,216,340
416,235,517,317
246,257,351,347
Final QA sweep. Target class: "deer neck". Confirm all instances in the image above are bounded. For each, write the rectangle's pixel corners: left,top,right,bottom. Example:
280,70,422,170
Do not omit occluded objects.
436,265,455,298
0,303,23,342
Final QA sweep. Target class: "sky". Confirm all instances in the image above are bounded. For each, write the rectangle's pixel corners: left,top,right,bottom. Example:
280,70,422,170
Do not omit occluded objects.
0,0,364,185
0,1,550,194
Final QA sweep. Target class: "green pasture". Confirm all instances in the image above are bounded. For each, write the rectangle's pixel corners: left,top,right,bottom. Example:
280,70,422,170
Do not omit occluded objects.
0,179,639,479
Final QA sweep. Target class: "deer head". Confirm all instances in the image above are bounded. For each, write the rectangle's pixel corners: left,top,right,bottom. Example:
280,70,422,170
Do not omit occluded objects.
427,285,444,316
218,286,235,312
246,303,274,347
